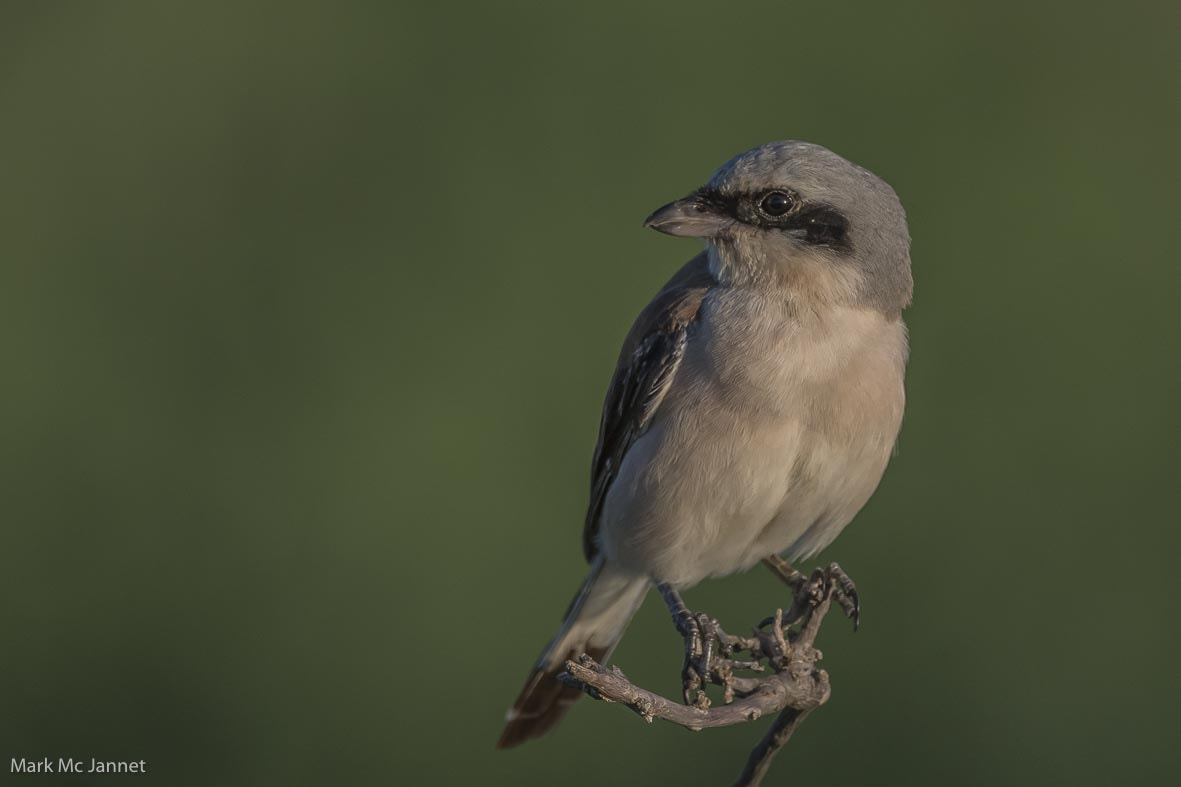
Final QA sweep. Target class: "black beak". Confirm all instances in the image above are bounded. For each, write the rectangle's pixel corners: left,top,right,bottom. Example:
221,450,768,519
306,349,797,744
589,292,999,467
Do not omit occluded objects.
643,193,732,238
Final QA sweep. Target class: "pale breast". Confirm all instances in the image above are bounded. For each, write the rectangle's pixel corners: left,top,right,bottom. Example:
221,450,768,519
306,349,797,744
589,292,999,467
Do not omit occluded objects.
599,288,908,586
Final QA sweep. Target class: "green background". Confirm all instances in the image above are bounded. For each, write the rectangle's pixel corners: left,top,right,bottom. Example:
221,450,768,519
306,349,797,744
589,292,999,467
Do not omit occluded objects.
2,2,1179,785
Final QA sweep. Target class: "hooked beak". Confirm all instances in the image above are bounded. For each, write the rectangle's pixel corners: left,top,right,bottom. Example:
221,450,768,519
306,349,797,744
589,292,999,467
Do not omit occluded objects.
643,193,732,238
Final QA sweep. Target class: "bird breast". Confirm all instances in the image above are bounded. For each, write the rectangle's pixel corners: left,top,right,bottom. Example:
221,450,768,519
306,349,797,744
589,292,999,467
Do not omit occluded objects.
599,286,907,587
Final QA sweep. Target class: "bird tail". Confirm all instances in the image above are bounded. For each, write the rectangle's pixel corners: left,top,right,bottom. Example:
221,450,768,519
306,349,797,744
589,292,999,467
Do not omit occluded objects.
496,556,648,749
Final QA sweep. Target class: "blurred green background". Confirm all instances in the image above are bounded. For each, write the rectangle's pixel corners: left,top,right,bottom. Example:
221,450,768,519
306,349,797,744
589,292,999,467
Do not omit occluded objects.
2,2,1179,785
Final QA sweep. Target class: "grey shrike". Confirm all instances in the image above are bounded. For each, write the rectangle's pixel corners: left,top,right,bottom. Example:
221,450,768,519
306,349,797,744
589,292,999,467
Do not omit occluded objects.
497,141,912,748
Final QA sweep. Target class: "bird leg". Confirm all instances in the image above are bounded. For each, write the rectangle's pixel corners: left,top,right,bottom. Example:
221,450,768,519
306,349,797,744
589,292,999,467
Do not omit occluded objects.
656,582,718,706
763,556,860,631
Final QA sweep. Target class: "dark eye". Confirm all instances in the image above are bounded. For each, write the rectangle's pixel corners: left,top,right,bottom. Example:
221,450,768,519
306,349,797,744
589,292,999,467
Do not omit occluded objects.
759,191,794,217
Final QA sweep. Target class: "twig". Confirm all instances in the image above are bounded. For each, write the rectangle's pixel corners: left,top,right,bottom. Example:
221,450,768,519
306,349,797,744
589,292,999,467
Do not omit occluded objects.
732,707,814,787
559,568,844,786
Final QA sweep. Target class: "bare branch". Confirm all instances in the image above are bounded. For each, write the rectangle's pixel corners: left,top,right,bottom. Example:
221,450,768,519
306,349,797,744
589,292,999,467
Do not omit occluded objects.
561,654,827,730
558,566,850,787
732,707,815,787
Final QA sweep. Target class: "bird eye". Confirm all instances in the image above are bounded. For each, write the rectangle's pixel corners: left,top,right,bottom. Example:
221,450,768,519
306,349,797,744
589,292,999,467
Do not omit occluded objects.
759,191,794,217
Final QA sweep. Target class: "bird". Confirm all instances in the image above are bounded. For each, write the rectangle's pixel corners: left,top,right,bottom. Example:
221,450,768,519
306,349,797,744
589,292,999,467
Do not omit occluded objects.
497,140,912,749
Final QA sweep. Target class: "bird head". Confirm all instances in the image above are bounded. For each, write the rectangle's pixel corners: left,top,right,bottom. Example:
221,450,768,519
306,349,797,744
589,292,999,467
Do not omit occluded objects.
645,141,912,314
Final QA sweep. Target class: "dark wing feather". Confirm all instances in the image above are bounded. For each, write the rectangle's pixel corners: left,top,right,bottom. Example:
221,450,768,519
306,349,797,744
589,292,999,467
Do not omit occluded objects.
583,253,715,560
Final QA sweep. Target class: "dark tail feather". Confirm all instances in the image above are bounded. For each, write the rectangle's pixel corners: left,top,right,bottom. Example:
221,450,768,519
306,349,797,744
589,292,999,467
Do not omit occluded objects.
496,558,647,749
495,645,606,749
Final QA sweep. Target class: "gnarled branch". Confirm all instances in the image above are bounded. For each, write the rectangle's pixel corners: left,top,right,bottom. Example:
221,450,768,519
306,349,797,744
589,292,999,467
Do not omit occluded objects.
559,567,844,787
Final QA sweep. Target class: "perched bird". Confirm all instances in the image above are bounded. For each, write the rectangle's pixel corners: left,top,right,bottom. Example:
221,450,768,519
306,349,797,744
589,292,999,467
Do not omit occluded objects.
497,141,912,749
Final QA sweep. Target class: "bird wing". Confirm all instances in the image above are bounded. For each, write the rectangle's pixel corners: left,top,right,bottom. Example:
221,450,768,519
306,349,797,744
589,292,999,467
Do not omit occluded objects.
583,252,715,560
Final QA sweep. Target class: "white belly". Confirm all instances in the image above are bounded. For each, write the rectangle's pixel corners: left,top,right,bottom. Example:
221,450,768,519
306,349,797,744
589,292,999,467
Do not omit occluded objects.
599,290,907,587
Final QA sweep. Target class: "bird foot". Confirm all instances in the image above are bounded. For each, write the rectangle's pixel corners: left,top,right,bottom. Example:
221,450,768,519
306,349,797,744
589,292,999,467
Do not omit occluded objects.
824,562,860,631
672,608,720,705
659,583,727,705
764,557,860,631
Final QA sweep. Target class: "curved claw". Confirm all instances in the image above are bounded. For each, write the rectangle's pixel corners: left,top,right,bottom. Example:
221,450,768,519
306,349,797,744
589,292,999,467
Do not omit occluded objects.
681,664,701,705
826,562,861,631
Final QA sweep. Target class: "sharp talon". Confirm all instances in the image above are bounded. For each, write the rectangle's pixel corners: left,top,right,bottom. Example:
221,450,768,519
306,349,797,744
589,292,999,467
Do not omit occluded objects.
681,665,701,705
825,562,862,631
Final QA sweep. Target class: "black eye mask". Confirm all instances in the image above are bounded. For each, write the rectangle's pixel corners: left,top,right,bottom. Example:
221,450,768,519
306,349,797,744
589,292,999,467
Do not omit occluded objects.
691,187,852,252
